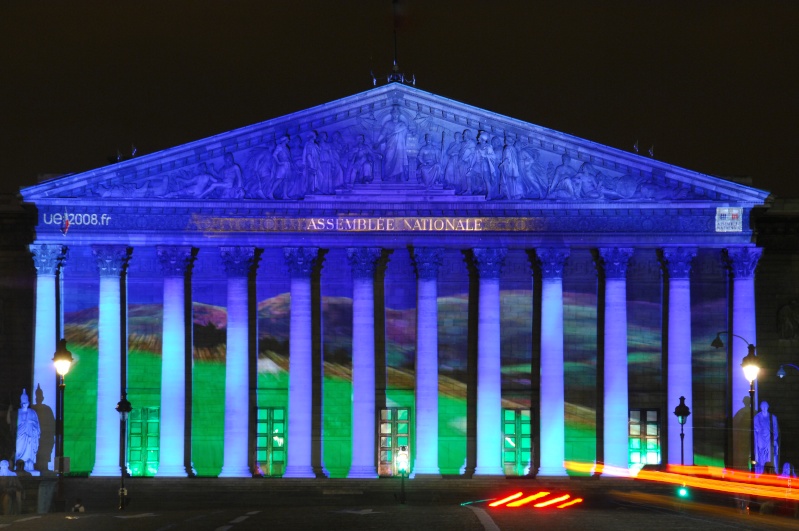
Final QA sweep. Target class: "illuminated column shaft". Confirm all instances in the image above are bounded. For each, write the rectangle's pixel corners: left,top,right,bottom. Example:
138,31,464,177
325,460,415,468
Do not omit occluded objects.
91,245,130,477
155,246,193,477
412,248,443,476
725,247,762,464
600,247,633,472
219,247,256,478
663,248,696,466
474,248,506,476
536,248,569,477
284,247,319,478
347,248,381,479
30,243,67,471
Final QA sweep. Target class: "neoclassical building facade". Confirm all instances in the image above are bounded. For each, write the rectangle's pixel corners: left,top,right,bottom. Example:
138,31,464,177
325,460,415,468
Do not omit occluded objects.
20,83,770,478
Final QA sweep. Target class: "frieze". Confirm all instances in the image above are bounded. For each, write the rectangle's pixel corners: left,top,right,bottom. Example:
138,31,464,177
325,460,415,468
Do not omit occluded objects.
34,204,745,236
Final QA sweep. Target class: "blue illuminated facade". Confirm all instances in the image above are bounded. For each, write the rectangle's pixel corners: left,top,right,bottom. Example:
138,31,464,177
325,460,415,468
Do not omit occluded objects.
20,83,770,478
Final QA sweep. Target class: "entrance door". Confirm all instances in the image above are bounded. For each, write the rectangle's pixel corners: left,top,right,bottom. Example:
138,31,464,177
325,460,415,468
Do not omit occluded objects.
255,407,286,477
503,408,532,476
378,408,411,477
629,409,660,466
127,407,160,477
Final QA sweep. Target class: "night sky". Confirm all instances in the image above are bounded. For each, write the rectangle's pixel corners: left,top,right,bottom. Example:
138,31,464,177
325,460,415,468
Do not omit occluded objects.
3,1,798,198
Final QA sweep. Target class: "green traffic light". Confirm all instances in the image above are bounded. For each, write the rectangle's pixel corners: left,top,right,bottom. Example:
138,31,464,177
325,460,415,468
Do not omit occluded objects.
677,486,689,498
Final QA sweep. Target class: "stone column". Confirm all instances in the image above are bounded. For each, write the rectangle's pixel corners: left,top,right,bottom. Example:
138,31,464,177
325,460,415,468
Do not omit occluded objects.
725,247,762,470
155,246,194,477
535,248,570,477
91,245,131,477
599,247,634,472
346,247,382,478
412,247,443,476
662,247,697,466
30,243,68,470
219,246,257,478
283,247,319,478
473,248,506,476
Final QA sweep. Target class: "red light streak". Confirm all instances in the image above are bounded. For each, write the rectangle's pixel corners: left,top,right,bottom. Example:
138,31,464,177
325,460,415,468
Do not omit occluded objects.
556,498,583,508
506,491,550,507
488,492,523,507
534,494,571,508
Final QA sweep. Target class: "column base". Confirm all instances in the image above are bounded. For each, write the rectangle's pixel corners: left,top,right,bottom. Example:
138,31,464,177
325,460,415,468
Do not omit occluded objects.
219,465,252,478
347,466,377,479
537,465,568,477
409,471,441,479
155,464,189,477
473,466,504,476
90,465,122,477
283,465,315,478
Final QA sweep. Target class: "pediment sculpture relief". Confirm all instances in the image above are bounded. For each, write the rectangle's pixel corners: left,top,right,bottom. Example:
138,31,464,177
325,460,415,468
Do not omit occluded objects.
77,104,691,202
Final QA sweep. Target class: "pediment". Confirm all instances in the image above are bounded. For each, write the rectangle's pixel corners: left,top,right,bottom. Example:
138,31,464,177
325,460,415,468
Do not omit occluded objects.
21,84,769,206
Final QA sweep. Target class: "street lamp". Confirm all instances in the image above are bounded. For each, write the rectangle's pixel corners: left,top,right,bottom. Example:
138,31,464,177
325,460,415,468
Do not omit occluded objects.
673,396,691,466
116,393,132,510
776,363,799,378
52,339,73,511
711,332,759,472
396,445,409,504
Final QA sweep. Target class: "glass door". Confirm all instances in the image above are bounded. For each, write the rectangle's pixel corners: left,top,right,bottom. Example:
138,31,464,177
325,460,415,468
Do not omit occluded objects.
127,407,160,477
503,408,532,476
378,408,411,477
255,407,286,477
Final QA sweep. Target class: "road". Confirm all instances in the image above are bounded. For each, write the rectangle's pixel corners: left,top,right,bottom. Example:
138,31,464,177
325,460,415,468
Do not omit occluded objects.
1,490,795,530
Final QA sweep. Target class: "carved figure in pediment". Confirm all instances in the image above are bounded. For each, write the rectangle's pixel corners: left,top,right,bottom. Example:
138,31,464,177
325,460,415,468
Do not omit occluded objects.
374,106,411,182
416,134,442,188
98,177,145,198
331,132,349,187
518,148,549,199
268,135,294,200
243,146,273,199
442,132,461,191
456,130,477,195
548,154,579,199
499,137,521,200
200,153,245,199
317,131,342,194
599,173,641,200
635,178,683,200
346,134,375,185
469,131,496,198
165,163,215,198
303,131,322,195
573,163,603,200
